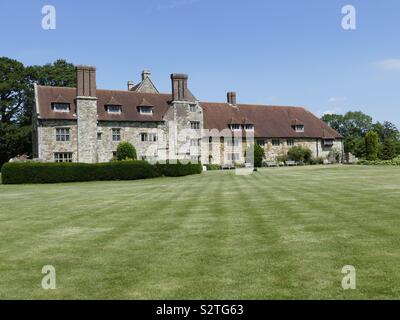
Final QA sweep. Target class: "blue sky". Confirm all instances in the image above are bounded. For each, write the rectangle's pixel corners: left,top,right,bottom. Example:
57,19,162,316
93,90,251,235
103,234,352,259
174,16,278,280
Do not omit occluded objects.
1,0,400,127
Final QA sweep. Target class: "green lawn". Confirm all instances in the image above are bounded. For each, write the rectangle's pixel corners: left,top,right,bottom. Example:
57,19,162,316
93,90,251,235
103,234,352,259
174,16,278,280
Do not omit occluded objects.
1,165,400,299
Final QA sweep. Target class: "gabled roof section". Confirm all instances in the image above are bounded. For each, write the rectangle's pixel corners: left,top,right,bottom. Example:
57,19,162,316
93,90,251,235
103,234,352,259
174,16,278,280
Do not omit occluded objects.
291,118,304,126
105,96,122,106
53,94,70,104
138,98,154,107
131,77,159,94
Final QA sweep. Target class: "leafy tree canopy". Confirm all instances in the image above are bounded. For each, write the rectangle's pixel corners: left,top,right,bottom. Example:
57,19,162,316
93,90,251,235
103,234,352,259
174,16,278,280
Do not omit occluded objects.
0,57,27,124
322,111,399,160
0,57,76,166
365,131,379,161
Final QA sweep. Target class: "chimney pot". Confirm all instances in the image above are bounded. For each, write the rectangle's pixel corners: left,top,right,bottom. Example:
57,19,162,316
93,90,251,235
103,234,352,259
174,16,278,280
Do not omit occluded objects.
127,81,135,91
227,92,237,106
142,70,151,81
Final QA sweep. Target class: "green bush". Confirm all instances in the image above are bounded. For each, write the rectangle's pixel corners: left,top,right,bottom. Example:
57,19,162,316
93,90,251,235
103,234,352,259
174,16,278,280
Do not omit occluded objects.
115,142,137,161
206,164,222,171
287,146,312,163
1,160,202,184
310,157,324,165
155,160,202,177
254,144,265,168
358,156,400,166
276,154,288,163
244,144,265,168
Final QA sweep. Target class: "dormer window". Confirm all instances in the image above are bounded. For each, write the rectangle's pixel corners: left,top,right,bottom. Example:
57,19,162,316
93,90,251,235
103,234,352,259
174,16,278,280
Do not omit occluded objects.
107,105,122,114
139,106,153,115
294,125,305,133
291,119,305,133
230,124,241,131
244,124,254,131
52,103,70,112
323,139,334,146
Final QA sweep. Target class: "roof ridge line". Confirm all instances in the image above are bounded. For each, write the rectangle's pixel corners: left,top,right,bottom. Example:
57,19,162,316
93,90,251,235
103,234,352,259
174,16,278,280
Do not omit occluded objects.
200,101,307,109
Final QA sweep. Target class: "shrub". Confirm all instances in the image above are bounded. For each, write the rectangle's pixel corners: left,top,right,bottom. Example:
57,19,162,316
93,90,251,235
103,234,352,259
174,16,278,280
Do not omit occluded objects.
365,131,379,161
115,142,137,161
310,157,324,165
287,146,312,163
205,164,222,171
155,161,202,177
328,148,341,163
245,144,265,168
1,160,202,184
254,144,265,168
358,156,400,166
276,153,288,163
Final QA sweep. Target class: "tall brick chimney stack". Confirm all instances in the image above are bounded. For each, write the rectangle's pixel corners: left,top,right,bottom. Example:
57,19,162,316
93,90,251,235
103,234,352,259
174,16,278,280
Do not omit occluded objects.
171,74,189,102
76,65,98,164
227,92,237,106
77,65,96,97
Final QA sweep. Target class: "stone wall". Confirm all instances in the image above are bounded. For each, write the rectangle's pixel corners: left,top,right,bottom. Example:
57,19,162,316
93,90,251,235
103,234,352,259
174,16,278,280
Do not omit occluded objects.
96,121,168,163
166,101,204,162
36,110,343,165
37,120,78,162
200,138,344,165
258,138,344,162
77,97,98,163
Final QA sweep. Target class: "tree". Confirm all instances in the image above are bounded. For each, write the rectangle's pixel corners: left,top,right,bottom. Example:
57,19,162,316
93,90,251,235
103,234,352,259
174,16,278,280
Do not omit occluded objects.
0,57,76,166
379,139,397,160
373,121,399,143
26,59,76,88
365,131,379,161
396,141,400,157
321,114,345,135
253,144,265,168
322,111,374,156
0,57,27,124
24,59,76,125
342,111,373,137
0,57,29,165
115,142,137,161
344,135,365,158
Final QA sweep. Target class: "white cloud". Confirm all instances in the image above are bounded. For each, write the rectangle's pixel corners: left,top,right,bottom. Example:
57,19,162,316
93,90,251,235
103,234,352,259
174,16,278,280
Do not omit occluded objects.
376,59,400,71
328,97,347,103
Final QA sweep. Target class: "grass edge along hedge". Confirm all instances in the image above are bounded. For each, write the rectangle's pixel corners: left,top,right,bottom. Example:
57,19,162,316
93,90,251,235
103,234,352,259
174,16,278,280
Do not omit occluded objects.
1,161,202,184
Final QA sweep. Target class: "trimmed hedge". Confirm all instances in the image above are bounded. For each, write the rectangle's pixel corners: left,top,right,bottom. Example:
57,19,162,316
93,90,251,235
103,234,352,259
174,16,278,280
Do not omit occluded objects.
357,156,400,166
1,160,202,184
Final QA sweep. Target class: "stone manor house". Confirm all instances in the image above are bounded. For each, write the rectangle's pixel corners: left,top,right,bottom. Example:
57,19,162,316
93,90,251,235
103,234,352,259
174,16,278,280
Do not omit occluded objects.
33,66,343,165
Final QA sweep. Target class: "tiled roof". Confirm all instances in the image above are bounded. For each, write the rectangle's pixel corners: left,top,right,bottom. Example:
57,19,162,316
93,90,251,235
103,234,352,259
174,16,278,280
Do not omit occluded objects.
36,86,342,138
36,86,171,122
201,102,342,139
